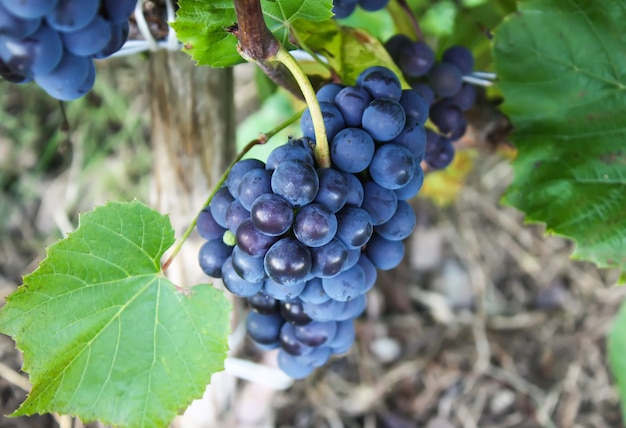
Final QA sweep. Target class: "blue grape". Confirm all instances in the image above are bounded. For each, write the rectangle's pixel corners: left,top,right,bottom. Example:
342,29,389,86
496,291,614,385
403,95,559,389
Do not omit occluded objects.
344,247,361,270
299,278,331,304
335,206,373,249
315,82,344,103
248,292,279,314
209,186,234,228
0,3,40,38
271,160,319,208
361,181,398,225
424,131,455,170
360,0,389,12
227,158,265,198
327,320,356,354
336,294,367,321
222,256,264,297
398,41,435,78
340,172,364,207
264,277,306,301
236,218,278,257
46,0,99,32
375,199,416,241
197,207,226,240
394,164,424,200
225,199,250,235
357,254,377,292
279,298,312,325
356,66,402,101
310,238,348,278
35,51,92,101
427,62,463,97
277,349,314,379
280,322,313,356
101,0,136,24
365,233,405,270
430,99,464,136
61,16,112,57
300,346,332,368
237,168,272,211
391,119,427,161
250,193,294,237
93,21,129,59
246,311,284,345
0,0,56,19
385,34,412,60
232,245,267,283
302,298,346,322
198,239,232,278
332,0,358,19
264,238,312,285
361,99,406,142
369,143,416,190
411,82,435,106
0,58,31,83
265,141,313,170
442,45,474,75
399,89,429,126
314,168,348,213
450,83,477,111
330,127,375,173
294,321,337,347
334,85,372,127
1,23,62,76
300,101,345,142
293,203,337,248
322,264,366,302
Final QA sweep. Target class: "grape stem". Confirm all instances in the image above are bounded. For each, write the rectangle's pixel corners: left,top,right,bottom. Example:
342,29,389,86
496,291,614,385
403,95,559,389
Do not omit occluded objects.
396,0,424,41
161,110,303,272
274,47,331,168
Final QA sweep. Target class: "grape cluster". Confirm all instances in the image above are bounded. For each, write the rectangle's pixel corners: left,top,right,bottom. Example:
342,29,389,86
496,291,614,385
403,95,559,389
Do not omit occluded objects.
0,0,135,100
332,0,389,19
198,66,427,379
385,34,478,170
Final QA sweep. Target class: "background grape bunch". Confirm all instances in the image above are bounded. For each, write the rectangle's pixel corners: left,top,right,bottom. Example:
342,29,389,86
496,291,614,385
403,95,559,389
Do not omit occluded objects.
331,0,390,19
0,0,135,100
197,66,429,378
385,34,479,170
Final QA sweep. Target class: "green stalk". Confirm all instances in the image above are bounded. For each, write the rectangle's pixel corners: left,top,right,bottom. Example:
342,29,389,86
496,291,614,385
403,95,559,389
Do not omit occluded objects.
161,110,303,272
274,47,331,168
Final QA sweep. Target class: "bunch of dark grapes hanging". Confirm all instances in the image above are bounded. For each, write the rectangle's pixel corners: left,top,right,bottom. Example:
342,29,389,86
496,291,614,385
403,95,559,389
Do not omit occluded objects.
385,34,481,170
0,0,135,100
197,66,429,379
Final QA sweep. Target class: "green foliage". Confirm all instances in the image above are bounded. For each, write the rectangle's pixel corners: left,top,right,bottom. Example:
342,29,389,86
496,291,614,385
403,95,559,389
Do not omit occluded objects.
293,19,406,86
173,0,333,67
0,201,231,427
492,0,626,281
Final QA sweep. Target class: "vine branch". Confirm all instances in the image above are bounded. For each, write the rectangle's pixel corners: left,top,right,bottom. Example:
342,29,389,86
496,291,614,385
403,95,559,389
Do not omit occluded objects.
230,0,301,98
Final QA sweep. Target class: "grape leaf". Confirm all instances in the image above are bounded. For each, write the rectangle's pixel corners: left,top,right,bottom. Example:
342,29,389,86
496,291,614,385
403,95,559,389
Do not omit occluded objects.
492,0,626,281
172,0,333,67
292,19,407,86
0,201,231,427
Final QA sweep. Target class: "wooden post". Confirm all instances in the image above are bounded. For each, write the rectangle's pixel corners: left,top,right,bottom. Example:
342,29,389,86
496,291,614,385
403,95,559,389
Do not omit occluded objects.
148,50,237,426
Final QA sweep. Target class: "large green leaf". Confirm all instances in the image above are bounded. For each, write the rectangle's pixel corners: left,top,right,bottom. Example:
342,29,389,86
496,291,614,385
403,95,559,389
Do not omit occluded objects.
172,0,333,67
492,0,626,280
0,201,231,427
